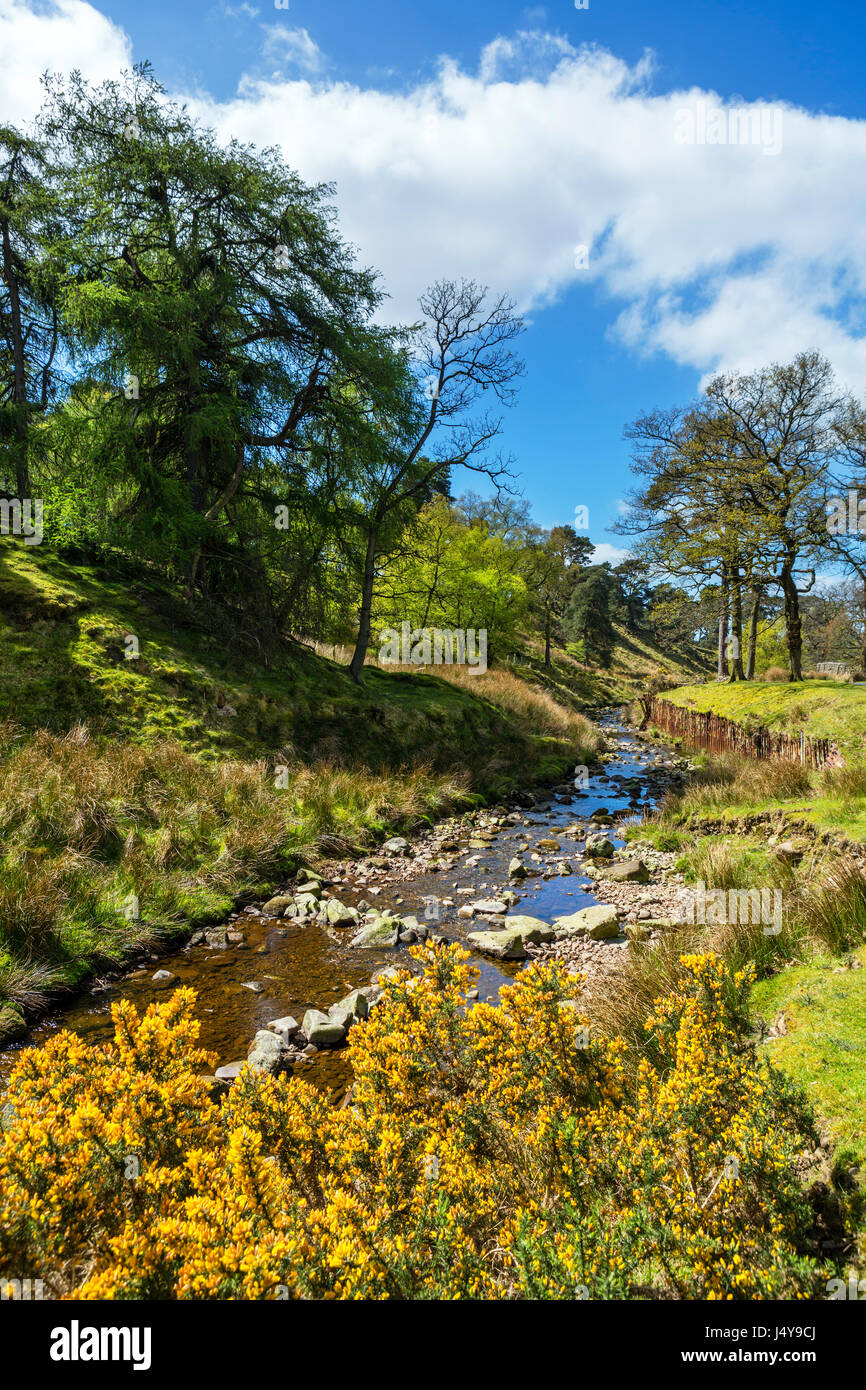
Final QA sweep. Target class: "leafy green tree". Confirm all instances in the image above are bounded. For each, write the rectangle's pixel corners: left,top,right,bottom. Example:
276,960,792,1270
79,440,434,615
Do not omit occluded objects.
39,64,386,624
0,124,60,498
564,564,617,667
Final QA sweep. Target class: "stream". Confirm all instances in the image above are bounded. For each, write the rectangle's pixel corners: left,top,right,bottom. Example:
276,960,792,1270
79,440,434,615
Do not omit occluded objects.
0,710,688,1101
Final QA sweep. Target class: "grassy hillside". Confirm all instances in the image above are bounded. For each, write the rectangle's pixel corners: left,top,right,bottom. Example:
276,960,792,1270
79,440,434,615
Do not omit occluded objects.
0,541,599,775
0,540,607,1036
663,680,866,755
752,947,866,1174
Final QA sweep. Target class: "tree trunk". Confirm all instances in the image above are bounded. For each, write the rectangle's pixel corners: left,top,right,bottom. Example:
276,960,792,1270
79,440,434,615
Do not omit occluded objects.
717,564,729,680
746,583,761,680
728,562,746,681
2,216,30,498
780,559,803,682
350,526,378,684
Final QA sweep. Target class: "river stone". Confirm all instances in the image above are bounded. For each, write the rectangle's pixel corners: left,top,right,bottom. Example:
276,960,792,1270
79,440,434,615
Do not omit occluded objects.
241,980,265,993
152,969,175,982
266,1015,299,1040
601,858,650,884
205,926,230,949
294,891,320,911
383,837,411,856
508,857,527,878
504,914,556,942
585,834,615,858
467,929,527,960
553,905,620,939
333,988,369,1022
326,898,360,926
350,919,401,949
247,1030,287,1075
469,915,555,958
302,1009,347,1047
537,838,562,851
468,898,509,915
215,1061,245,1082
295,880,322,898
262,895,294,917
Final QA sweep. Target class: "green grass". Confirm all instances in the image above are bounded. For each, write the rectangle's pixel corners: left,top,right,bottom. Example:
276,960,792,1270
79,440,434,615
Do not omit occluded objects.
752,948,866,1174
0,540,597,782
664,680,866,755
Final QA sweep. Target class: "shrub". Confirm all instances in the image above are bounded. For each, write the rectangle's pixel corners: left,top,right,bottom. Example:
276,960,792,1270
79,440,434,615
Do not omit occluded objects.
762,667,790,682
0,945,827,1301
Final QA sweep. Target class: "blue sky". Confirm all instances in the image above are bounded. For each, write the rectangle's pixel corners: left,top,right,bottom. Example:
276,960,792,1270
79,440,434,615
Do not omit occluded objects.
3,0,866,557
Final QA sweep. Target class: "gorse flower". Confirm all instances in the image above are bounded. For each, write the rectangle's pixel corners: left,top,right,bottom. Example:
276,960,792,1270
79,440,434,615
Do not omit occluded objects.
0,946,826,1300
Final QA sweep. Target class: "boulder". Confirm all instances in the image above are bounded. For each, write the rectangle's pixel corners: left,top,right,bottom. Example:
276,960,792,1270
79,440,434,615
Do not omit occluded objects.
467,929,527,960
330,989,369,1024
553,904,620,939
326,898,360,926
214,1060,245,1082
302,1009,347,1047
247,1031,287,1075
295,880,322,898
469,915,554,959
468,898,508,916
584,834,615,858
262,895,295,917
266,1015,299,1040
350,918,401,949
601,858,650,884
508,857,527,878
382,837,411,857
504,914,556,942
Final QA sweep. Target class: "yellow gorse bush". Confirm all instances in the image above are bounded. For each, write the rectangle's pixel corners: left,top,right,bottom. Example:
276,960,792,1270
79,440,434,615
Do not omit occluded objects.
0,945,826,1300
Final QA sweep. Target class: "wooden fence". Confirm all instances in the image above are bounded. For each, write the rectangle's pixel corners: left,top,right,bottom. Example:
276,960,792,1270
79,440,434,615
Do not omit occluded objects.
648,697,835,768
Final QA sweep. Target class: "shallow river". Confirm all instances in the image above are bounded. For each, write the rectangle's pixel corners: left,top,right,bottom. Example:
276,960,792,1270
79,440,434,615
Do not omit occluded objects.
0,711,683,1102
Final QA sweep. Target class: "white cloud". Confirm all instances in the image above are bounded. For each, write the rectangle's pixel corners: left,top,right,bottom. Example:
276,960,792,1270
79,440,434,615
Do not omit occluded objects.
187,33,866,390
593,543,631,566
260,25,324,75
4,11,866,393
0,0,132,124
